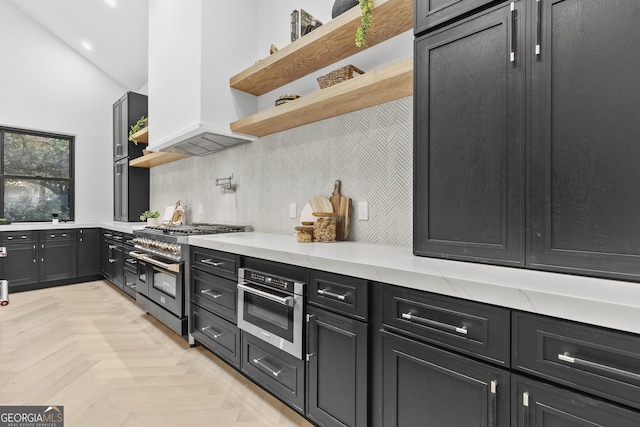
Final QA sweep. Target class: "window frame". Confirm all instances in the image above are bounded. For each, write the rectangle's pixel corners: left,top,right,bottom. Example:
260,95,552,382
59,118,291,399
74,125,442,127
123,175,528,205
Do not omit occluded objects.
0,126,75,222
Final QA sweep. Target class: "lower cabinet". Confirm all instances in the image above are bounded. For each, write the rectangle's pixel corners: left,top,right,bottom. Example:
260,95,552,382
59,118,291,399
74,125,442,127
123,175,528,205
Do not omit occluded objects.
512,375,640,427
306,306,368,427
241,331,305,413
192,306,240,367
101,230,124,289
38,230,77,282
382,330,510,427
77,228,100,277
1,242,38,288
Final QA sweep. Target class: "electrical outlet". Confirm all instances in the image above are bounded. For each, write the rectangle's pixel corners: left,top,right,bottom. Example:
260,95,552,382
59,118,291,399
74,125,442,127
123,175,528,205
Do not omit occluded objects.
358,201,369,220
289,203,297,219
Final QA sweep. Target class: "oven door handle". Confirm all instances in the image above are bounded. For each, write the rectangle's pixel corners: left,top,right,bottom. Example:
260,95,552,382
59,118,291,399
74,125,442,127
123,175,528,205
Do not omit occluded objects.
129,251,181,273
238,283,295,307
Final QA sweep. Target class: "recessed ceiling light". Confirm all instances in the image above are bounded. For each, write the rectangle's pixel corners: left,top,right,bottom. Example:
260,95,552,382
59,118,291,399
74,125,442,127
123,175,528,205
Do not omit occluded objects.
105,0,117,7
81,41,93,51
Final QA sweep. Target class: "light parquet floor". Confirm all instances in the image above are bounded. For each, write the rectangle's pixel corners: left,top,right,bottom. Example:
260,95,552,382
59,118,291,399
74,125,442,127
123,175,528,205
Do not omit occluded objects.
0,281,314,427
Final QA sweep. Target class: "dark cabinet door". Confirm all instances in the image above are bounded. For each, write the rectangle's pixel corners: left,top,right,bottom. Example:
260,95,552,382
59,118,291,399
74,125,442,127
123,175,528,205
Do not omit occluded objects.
77,229,100,277
414,2,525,266
113,159,126,221
39,239,77,282
415,0,493,35
111,245,124,289
306,306,368,427
382,330,510,427
102,239,119,284
529,0,640,281
512,375,640,427
0,243,38,288
113,95,123,161
113,92,147,161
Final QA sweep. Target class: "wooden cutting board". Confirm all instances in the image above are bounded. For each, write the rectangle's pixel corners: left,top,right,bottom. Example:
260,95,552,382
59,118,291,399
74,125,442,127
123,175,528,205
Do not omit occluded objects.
310,196,333,213
330,180,351,240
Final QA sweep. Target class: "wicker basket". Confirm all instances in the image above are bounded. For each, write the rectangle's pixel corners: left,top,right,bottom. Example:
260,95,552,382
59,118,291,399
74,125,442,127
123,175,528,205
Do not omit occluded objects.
317,65,365,89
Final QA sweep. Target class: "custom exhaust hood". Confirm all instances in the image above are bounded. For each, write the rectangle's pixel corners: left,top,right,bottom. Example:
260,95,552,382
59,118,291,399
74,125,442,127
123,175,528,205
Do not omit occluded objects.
147,0,258,156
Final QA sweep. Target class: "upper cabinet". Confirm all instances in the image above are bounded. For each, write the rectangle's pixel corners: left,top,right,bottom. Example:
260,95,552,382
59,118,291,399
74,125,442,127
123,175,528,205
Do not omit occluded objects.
414,0,640,281
229,0,414,138
113,92,147,161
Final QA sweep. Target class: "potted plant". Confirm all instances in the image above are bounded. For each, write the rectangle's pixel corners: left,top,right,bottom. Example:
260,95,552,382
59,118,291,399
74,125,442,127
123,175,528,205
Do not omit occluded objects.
128,116,148,145
140,210,160,225
355,0,373,47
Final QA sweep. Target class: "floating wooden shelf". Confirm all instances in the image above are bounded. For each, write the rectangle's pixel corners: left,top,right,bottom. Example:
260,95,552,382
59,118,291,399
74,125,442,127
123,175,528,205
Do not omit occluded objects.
129,151,191,168
229,0,413,96
129,126,148,143
230,57,412,137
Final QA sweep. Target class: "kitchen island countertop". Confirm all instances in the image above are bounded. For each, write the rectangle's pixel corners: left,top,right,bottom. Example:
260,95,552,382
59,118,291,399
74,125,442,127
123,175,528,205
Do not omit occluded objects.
189,232,640,335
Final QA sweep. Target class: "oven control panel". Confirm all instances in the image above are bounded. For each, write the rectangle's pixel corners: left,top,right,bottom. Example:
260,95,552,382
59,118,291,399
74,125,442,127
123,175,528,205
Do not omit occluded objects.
243,269,295,293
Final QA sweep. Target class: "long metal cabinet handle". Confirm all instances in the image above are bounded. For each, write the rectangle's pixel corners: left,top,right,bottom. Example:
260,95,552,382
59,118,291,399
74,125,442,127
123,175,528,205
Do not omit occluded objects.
201,289,223,299
522,392,530,427
558,352,640,381
536,0,542,55
489,380,497,427
201,258,224,267
252,357,284,378
317,288,347,301
401,312,468,335
200,326,224,339
510,2,517,62
238,283,294,307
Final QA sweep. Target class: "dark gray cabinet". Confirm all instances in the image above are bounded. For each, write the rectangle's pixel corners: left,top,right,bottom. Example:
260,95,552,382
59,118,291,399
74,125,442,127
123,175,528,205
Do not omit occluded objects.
414,1,525,266
382,330,510,427
112,91,149,222
414,0,640,281
77,228,100,277
38,230,77,282
415,0,493,34
190,247,241,367
306,305,368,427
0,231,38,289
512,374,640,427
101,229,124,289
528,0,640,281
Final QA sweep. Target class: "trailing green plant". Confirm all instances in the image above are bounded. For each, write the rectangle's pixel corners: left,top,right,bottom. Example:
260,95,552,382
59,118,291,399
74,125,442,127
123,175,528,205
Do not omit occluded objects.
139,210,160,221
355,0,373,47
128,116,148,144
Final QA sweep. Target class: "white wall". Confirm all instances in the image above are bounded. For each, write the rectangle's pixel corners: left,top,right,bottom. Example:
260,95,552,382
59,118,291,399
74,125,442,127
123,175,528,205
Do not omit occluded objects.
0,0,125,221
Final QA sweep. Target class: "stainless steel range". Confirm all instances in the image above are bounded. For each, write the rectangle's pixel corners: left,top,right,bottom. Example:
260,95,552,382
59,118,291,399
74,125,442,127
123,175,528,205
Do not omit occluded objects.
130,224,251,339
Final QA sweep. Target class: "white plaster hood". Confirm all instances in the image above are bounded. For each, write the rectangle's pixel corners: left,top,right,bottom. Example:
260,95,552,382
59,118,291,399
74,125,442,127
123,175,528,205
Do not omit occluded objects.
147,0,258,156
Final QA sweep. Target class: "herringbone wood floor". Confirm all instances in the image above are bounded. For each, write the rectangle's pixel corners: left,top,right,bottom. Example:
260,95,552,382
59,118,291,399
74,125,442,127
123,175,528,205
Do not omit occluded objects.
0,281,313,427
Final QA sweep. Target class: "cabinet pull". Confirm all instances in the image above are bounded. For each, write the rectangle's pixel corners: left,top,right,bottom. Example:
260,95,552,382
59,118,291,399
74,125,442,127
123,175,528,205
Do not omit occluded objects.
126,282,136,289
317,288,347,301
22,235,26,239
201,289,223,299
200,326,224,339
50,234,55,238
489,380,497,427
401,312,468,335
557,352,640,381
535,0,542,55
252,357,284,378
510,2,516,62
201,258,223,267
522,392,530,427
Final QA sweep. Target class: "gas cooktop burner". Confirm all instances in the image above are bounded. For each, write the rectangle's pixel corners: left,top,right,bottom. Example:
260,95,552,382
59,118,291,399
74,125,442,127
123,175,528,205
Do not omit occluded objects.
142,223,252,236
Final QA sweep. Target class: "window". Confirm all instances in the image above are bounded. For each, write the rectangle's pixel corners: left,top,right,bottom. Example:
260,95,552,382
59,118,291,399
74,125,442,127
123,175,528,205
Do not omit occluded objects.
1,127,74,222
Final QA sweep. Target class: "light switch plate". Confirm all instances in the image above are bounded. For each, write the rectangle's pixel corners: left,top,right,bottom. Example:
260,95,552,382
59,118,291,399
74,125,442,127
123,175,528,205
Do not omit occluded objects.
289,203,297,219
358,201,369,220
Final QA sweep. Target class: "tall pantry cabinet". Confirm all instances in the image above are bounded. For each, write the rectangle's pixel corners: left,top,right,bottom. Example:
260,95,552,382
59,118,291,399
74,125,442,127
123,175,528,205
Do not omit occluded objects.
414,0,640,282
112,92,149,222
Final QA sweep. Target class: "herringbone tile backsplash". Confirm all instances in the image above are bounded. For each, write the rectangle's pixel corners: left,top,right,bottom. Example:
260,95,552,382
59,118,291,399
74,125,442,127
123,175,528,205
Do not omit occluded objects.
150,96,413,246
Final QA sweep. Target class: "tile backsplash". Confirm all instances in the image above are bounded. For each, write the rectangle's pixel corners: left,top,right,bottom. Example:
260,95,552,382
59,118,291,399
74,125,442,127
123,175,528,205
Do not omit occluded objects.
151,96,413,246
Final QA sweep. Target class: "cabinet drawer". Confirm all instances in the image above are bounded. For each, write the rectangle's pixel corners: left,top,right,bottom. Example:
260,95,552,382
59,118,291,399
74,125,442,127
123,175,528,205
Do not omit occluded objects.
102,230,123,243
192,307,240,368
513,311,640,410
383,285,510,366
241,331,305,413
191,247,239,280
43,230,75,240
308,270,368,320
191,268,237,323
415,0,493,34
123,247,138,273
1,231,33,243
123,269,137,299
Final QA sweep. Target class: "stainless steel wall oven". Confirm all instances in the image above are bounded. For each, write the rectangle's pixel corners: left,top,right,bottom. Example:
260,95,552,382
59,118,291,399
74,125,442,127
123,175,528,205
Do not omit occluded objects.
237,267,305,359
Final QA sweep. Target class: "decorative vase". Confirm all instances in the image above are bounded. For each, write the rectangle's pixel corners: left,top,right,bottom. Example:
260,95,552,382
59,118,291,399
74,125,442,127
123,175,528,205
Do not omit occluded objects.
147,218,159,226
332,0,359,18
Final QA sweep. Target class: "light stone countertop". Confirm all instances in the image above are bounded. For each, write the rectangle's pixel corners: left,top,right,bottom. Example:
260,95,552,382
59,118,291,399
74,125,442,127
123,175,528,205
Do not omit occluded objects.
1,221,145,234
188,232,640,336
